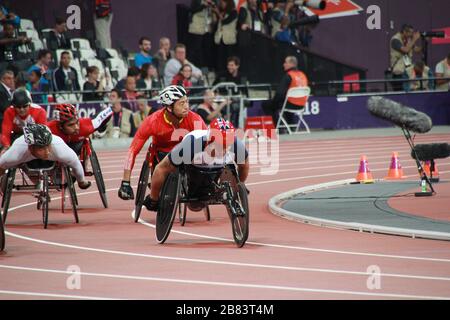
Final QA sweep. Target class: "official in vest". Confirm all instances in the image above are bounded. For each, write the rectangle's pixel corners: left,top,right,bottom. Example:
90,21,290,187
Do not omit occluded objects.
389,24,421,91
435,53,450,91
213,0,238,73
105,89,136,138
187,0,216,69
262,56,308,124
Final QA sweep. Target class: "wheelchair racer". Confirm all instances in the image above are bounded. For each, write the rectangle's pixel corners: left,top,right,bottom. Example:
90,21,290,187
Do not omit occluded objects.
144,118,249,211
118,85,207,201
0,124,91,190
1,89,47,151
47,103,113,154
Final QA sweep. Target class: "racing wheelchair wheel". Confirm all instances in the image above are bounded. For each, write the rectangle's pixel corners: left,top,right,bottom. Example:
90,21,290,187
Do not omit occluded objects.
1,168,16,224
156,171,181,243
227,182,249,248
89,140,108,208
41,171,50,229
134,159,151,223
0,210,5,251
64,167,79,224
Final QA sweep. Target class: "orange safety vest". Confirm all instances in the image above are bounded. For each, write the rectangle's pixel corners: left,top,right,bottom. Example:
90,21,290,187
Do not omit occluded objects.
287,70,308,106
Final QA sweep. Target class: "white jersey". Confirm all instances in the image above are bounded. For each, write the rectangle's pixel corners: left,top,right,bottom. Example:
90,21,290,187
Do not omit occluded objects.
0,135,85,182
168,130,247,168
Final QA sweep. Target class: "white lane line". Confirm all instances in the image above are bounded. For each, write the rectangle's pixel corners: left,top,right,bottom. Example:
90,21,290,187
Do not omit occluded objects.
5,180,450,266
0,289,118,300
0,264,448,300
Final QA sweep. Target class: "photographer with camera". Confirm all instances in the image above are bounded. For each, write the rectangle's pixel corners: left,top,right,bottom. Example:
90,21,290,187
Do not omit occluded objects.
0,21,31,62
388,24,421,91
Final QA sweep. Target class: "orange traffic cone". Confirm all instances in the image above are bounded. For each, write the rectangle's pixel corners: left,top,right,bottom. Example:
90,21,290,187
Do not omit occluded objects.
423,160,440,182
356,155,374,183
385,152,404,180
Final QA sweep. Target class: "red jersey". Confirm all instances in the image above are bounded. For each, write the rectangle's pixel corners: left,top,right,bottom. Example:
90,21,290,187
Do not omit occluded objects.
1,104,47,147
124,109,206,171
47,118,95,144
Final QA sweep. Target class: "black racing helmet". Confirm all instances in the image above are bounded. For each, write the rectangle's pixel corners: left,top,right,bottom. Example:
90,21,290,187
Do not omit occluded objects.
23,124,53,147
11,89,32,108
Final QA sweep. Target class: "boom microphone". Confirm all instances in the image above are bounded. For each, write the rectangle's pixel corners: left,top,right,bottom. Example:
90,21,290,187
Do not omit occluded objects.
411,143,450,161
367,96,433,134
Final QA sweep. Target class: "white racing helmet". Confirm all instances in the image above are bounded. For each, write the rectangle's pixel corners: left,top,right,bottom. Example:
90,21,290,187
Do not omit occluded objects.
157,85,187,106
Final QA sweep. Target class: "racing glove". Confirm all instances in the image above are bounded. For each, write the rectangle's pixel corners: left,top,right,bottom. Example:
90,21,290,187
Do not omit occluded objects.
118,180,134,200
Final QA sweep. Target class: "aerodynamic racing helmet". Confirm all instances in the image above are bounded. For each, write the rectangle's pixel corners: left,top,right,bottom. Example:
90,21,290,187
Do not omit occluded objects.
55,103,78,123
23,124,53,147
158,85,187,106
208,117,235,150
11,89,32,108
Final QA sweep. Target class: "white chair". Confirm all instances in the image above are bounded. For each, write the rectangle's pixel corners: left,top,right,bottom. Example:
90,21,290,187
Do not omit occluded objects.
276,87,311,134
70,38,92,50
78,48,97,60
105,48,120,59
20,19,35,31
23,29,40,40
107,58,127,79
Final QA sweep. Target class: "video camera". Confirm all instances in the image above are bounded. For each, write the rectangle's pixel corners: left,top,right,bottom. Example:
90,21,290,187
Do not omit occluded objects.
420,31,445,38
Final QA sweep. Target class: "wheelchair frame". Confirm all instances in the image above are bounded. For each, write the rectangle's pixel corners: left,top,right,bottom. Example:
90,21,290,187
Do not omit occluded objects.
1,160,78,229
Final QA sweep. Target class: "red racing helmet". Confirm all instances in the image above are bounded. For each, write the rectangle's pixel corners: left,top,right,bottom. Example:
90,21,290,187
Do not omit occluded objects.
55,103,78,123
208,117,235,150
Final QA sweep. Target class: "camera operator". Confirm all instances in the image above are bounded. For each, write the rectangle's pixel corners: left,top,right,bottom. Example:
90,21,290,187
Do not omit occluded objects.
435,53,450,91
389,24,421,91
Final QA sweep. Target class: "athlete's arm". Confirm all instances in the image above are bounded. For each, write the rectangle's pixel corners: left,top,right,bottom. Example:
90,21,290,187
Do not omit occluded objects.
92,107,113,131
1,109,14,147
51,138,86,183
149,156,176,201
122,115,156,181
0,138,33,172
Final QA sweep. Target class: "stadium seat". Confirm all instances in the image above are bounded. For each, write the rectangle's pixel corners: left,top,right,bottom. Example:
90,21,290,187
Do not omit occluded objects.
105,48,120,59
71,38,92,51
78,48,97,60
20,19,35,31
106,58,127,80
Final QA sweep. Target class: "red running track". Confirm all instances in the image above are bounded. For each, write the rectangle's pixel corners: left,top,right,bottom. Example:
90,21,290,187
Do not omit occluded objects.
0,132,449,300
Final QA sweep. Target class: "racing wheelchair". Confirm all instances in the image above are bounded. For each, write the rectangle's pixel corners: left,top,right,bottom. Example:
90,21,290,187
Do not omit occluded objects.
78,138,107,208
133,149,211,223
0,208,4,251
1,160,78,229
155,163,249,248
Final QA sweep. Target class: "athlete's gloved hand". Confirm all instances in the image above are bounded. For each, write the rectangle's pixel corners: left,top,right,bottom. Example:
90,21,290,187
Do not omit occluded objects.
78,180,92,190
118,180,134,200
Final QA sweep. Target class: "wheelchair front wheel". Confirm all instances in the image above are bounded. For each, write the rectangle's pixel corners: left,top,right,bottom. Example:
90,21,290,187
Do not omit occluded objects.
64,167,79,224
0,213,5,251
156,171,181,243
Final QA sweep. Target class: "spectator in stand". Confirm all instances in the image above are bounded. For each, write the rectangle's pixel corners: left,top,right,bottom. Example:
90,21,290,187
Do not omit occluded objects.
134,37,153,69
48,17,71,50
105,88,135,138
138,63,162,95
404,61,433,91
27,49,53,85
0,21,31,62
275,16,296,43
83,66,110,102
171,64,193,92
188,0,216,69
213,56,247,126
153,37,174,79
26,70,48,105
389,24,421,91
213,0,238,74
164,43,203,86
0,3,20,30
435,53,450,91
262,56,308,125
121,75,143,112
114,66,144,91
52,51,80,92
196,89,229,125
133,97,154,129
94,0,113,49
0,69,15,132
